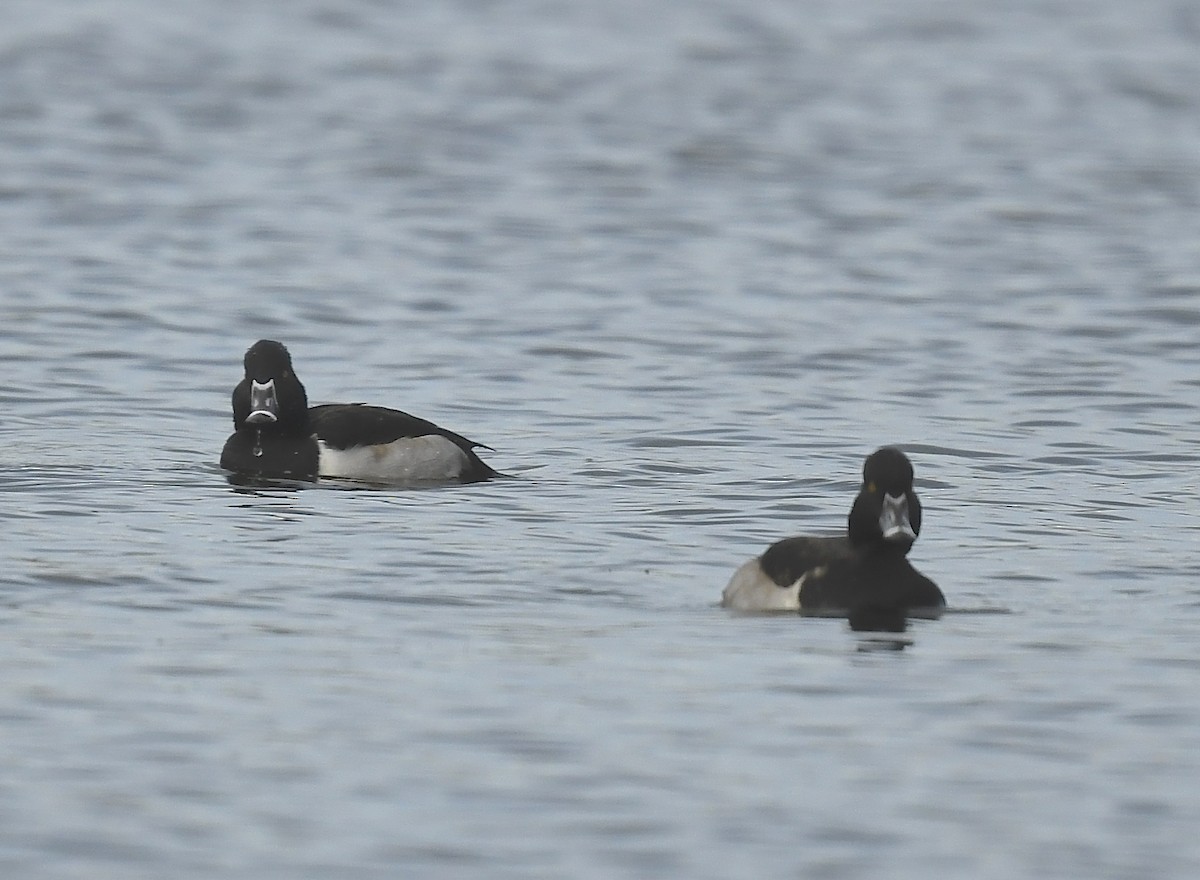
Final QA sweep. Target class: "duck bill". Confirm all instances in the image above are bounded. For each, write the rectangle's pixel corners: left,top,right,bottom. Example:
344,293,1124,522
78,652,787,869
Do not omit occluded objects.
879,493,917,543
245,379,279,425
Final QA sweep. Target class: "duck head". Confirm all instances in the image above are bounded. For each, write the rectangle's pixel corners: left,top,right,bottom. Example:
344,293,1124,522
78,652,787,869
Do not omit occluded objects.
847,447,922,553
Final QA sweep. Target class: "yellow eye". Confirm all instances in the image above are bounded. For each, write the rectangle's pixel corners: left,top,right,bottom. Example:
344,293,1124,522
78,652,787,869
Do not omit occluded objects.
868,482,877,493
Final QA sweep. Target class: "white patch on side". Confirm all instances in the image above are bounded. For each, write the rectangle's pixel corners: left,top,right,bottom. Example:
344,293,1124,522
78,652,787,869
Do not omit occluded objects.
721,558,806,612
317,436,470,482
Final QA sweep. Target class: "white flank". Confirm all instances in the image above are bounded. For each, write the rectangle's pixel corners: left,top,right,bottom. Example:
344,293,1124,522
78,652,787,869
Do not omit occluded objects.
317,436,470,482
720,558,806,611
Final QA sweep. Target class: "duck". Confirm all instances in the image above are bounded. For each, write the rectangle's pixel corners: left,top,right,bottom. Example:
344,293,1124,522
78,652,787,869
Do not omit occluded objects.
219,340,498,484
721,447,945,618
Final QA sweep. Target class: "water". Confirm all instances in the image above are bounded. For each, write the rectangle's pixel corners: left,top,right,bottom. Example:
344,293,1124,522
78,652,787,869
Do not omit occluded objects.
2,0,1200,877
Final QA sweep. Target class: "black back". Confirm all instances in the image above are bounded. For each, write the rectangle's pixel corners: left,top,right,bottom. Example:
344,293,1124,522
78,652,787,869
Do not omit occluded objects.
799,551,945,617
308,403,497,482
760,535,852,588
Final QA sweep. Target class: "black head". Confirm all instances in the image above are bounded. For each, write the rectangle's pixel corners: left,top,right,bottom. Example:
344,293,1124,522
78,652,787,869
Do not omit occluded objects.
847,447,923,552
231,340,310,434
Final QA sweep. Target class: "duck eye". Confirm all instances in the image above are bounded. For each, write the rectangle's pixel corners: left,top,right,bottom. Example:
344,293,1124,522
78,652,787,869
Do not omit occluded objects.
867,481,877,493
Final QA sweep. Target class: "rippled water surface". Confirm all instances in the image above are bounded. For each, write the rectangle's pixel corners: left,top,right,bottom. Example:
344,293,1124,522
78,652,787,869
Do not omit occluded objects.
2,1,1200,877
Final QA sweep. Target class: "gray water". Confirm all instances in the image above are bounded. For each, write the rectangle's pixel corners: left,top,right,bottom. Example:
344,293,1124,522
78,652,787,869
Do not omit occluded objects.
2,0,1200,877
